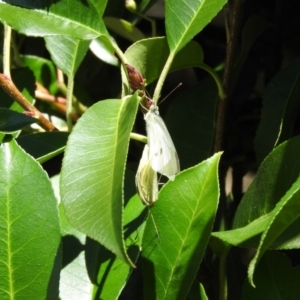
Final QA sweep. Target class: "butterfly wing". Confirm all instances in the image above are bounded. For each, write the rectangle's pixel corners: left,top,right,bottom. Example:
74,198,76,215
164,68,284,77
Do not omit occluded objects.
145,106,180,180
135,145,158,206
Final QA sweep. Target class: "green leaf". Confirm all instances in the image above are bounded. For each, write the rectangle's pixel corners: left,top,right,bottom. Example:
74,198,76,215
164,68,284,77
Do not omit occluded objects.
186,281,208,300
0,108,38,132
45,36,91,77
57,197,89,299
248,176,300,286
89,0,109,17
199,284,209,300
0,139,60,300
60,94,140,266
233,135,300,229
141,153,222,300
104,17,145,42
90,36,119,66
16,132,69,163
90,195,146,298
21,55,59,94
165,0,227,53
60,251,93,300
0,0,108,39
242,252,300,299
255,57,300,164
124,37,204,93
210,214,272,253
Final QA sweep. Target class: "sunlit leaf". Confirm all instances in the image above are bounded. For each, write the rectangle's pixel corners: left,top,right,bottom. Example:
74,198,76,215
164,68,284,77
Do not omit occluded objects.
142,153,221,299
233,135,300,229
104,17,145,42
60,94,140,266
90,195,146,298
248,176,300,286
90,36,119,66
0,0,108,39
123,37,204,94
45,36,91,77
165,0,227,53
0,139,60,299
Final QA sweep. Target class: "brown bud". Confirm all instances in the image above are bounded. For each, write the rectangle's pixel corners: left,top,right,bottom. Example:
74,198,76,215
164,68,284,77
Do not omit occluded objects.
125,64,146,91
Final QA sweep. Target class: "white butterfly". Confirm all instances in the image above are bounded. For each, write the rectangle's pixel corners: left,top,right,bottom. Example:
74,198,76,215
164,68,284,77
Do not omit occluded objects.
135,144,158,206
144,101,180,181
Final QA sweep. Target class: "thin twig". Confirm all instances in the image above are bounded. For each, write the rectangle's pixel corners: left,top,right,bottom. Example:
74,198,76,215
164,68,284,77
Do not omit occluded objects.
35,90,67,104
213,0,243,153
0,73,58,131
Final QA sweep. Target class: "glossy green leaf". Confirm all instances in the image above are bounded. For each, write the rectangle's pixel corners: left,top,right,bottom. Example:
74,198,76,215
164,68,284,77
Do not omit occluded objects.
248,176,300,286
200,284,209,300
0,0,107,39
60,94,140,266
210,214,272,253
242,252,300,299
165,0,227,53
59,177,144,299
0,108,38,132
21,55,59,94
57,197,90,299
90,195,146,299
124,37,204,93
60,251,92,300
90,0,109,16
45,36,91,77
186,281,208,300
104,17,145,42
233,135,300,230
90,36,119,66
255,57,300,164
16,132,69,163
142,153,221,300
0,139,60,300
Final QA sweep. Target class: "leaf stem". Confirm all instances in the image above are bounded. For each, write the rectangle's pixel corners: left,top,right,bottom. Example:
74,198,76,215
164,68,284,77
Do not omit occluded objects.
66,74,75,131
219,247,230,300
152,52,175,103
130,132,147,143
199,63,227,100
111,40,132,96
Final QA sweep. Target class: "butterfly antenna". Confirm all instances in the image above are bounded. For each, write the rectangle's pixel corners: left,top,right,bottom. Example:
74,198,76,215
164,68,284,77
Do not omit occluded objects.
157,173,165,187
139,101,148,111
158,82,182,105
145,88,151,99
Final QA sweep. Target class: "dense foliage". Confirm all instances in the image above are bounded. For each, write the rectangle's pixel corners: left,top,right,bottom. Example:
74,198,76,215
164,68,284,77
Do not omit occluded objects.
1,0,300,299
